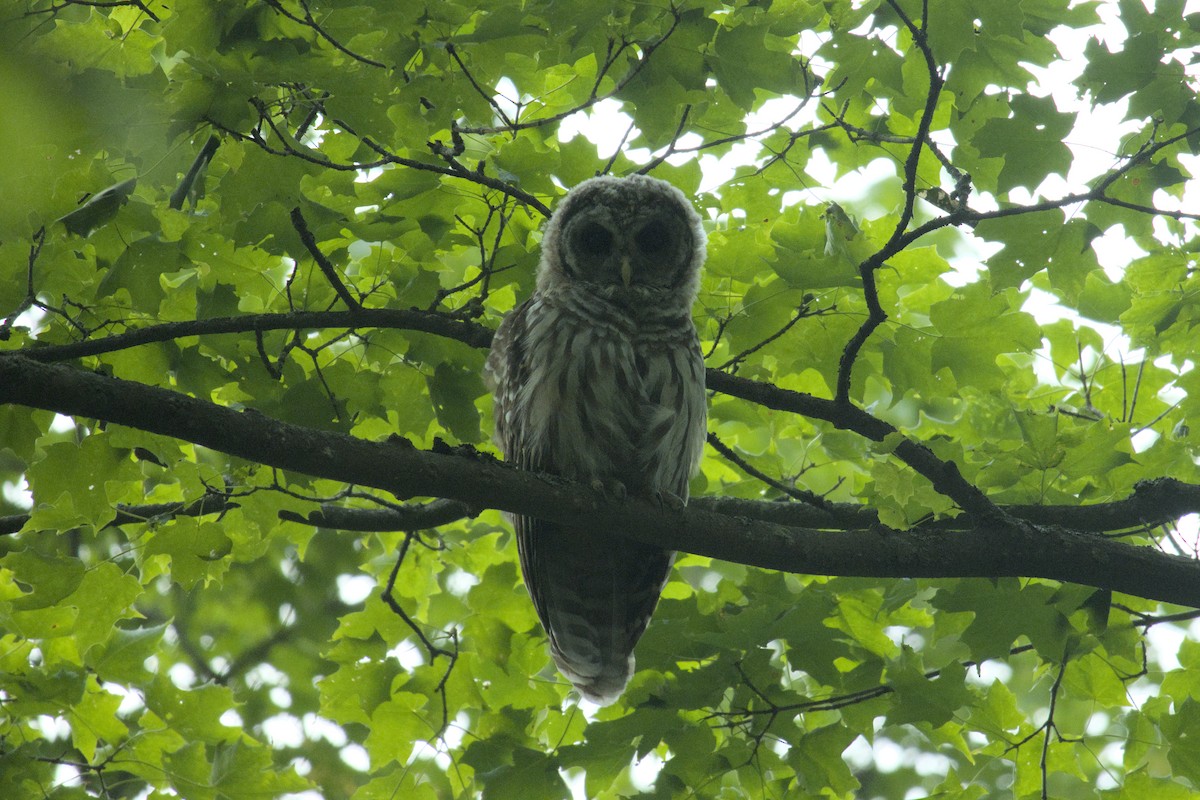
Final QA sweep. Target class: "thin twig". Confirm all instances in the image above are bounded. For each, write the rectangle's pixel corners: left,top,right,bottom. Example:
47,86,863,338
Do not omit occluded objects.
289,206,363,310
706,432,832,510
262,0,387,68
454,9,685,136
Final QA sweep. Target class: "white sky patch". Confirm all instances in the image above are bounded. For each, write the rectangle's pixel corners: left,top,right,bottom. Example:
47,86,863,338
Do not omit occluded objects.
353,166,383,184
2,476,32,510
1179,512,1200,544
246,661,289,689
407,711,470,772
964,659,1014,687
336,573,375,605
103,681,146,716
845,734,904,773
559,98,635,159
445,568,480,596
388,638,426,670
264,713,306,748
34,714,71,742
283,785,323,800
11,305,46,333
54,763,83,791
168,662,197,690
304,712,349,747
1146,622,1187,671
270,686,293,708
339,742,371,772
493,76,521,122
630,749,665,790
563,768,588,800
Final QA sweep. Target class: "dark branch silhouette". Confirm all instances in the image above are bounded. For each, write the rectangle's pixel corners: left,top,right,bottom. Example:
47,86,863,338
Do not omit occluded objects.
3,353,1199,608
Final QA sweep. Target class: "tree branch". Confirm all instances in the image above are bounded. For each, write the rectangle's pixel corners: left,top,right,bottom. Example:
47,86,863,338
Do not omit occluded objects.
289,206,363,310
279,498,472,531
705,371,1000,521
3,353,1198,607
0,493,237,536
12,308,1037,523
452,9,684,136
19,308,493,363
834,0,945,409
261,0,389,68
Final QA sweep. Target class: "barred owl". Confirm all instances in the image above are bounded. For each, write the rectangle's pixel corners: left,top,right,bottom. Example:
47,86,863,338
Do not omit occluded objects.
485,175,707,705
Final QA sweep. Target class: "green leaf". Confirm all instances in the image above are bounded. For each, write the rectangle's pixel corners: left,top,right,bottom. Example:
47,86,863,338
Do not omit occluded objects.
711,22,805,111
975,94,1075,194
64,562,142,655
145,677,241,744
932,580,1070,661
887,657,973,728
928,284,1042,390
57,177,137,236
427,361,485,443
141,518,233,588
210,739,311,796
89,623,168,682
72,677,130,761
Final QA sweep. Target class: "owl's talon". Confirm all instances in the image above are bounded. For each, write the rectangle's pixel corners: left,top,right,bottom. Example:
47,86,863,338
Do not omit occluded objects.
655,489,686,511
590,478,627,502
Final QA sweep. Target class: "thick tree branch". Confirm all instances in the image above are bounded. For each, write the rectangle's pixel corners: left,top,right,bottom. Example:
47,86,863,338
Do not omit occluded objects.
2,353,1198,608
7,481,1188,541
10,309,1052,522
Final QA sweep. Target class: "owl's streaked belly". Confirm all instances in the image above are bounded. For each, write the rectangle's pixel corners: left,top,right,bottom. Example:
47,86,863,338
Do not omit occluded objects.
512,290,705,498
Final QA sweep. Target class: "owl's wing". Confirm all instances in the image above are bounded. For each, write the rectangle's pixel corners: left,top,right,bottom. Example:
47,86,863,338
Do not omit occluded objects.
484,297,532,452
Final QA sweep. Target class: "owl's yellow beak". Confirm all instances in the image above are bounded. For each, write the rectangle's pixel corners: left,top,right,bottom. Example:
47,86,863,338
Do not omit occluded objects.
620,257,633,287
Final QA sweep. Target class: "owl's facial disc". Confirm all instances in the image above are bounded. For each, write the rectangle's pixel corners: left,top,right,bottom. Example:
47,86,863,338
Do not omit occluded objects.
563,212,689,289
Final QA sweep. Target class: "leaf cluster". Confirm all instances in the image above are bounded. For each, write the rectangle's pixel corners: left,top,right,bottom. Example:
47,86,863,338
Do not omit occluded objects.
2,0,1200,798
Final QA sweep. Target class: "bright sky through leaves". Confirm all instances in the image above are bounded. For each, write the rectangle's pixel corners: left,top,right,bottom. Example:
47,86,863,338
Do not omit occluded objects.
3,1,1200,798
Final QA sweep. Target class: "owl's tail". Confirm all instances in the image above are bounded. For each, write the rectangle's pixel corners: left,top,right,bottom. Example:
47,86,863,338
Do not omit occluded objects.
517,522,673,706
551,643,635,707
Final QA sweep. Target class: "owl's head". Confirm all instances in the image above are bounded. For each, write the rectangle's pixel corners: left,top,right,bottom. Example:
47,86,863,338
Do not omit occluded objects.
537,175,706,304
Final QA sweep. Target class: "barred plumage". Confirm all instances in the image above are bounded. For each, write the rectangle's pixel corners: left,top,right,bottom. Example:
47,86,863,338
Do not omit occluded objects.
485,175,707,705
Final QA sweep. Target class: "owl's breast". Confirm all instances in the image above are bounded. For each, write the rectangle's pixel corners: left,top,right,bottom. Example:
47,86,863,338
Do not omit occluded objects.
500,291,704,496
511,296,644,484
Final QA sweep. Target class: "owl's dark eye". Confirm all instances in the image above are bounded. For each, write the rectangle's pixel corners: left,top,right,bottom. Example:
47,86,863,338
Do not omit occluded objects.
634,220,672,255
575,222,613,255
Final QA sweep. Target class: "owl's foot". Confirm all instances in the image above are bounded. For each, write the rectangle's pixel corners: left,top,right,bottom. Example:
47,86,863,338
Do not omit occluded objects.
654,489,686,511
590,478,628,503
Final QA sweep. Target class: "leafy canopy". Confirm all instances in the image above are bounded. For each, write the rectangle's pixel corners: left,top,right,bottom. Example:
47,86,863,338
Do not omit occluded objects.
2,0,1200,798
